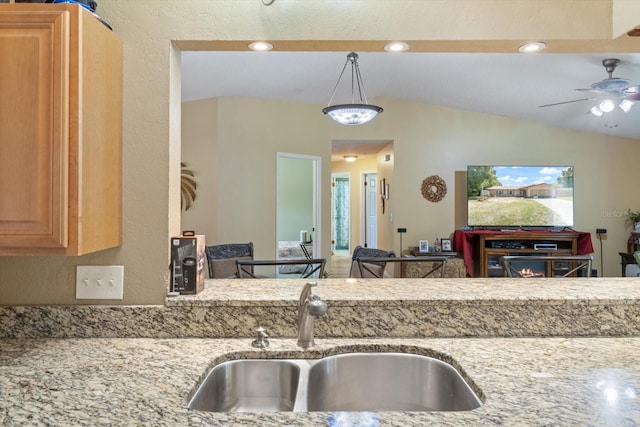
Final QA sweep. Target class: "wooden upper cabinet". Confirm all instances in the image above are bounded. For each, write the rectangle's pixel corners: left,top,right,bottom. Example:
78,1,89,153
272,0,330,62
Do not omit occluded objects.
0,4,122,256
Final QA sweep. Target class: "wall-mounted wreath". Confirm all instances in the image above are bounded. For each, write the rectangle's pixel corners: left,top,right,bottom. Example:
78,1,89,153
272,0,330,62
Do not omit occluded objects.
421,175,447,203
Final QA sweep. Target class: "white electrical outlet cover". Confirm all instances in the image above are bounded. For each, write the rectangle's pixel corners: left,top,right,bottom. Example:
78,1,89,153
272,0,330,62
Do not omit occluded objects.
76,265,124,300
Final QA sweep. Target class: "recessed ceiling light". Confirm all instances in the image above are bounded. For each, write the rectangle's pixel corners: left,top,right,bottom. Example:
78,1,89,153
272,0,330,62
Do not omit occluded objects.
248,41,273,51
518,42,546,53
384,42,409,52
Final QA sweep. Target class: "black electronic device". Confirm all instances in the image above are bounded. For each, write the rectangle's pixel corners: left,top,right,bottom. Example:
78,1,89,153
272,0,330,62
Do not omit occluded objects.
491,241,524,249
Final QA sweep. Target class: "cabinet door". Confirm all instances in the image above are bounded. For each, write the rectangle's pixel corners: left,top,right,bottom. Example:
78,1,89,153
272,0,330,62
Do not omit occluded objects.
485,251,508,277
0,10,69,248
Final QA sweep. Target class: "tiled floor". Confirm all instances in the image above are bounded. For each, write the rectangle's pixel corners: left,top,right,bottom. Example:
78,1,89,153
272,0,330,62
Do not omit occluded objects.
328,254,351,278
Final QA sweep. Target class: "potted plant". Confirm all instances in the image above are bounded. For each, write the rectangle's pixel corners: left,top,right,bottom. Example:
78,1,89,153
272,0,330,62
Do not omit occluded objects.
626,209,640,232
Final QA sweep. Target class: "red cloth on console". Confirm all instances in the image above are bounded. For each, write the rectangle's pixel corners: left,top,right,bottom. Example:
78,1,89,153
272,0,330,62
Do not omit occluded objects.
453,229,594,277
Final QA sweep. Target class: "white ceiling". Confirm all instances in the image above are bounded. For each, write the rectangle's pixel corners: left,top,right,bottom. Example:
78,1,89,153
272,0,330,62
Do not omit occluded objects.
181,51,640,158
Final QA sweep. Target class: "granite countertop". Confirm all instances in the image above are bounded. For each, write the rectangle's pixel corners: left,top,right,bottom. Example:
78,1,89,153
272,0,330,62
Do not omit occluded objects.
1,336,640,426
167,277,640,305
3,278,640,339
2,277,640,425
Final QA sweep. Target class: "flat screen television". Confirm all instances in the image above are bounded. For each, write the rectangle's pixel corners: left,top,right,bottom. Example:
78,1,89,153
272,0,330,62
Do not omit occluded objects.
467,165,574,229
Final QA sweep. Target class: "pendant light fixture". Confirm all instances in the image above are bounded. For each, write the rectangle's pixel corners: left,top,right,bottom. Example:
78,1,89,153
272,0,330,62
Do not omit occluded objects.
322,52,383,125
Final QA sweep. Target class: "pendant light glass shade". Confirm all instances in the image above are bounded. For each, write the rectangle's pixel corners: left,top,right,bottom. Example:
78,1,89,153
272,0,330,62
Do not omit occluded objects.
323,104,383,125
322,52,383,125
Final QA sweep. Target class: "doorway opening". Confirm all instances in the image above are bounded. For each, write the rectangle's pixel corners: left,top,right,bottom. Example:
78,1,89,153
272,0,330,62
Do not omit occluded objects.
331,173,350,257
276,153,322,269
330,139,393,254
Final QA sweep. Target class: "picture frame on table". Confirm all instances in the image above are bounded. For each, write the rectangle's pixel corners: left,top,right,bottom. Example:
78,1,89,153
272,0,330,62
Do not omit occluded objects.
418,240,429,253
441,238,452,252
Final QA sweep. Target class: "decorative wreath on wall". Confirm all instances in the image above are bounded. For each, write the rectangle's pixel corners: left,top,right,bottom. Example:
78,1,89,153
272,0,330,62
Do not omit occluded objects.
421,175,447,203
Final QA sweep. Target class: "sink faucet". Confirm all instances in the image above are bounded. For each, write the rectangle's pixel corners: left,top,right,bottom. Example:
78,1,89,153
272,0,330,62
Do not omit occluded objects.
297,281,327,349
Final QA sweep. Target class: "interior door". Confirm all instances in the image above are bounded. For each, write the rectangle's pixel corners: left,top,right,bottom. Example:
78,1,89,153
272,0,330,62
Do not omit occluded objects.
364,173,377,248
276,153,321,259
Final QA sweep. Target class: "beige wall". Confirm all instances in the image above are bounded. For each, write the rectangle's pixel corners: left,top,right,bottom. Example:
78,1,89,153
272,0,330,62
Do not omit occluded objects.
183,95,640,279
376,143,396,253
181,97,330,261
1,0,639,305
181,98,218,240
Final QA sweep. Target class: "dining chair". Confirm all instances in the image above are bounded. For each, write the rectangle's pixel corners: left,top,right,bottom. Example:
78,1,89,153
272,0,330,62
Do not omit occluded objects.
236,258,326,279
349,246,396,278
205,242,255,279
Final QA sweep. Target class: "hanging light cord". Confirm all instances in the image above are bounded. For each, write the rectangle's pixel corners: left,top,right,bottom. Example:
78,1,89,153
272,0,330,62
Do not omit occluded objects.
352,57,370,104
325,52,370,107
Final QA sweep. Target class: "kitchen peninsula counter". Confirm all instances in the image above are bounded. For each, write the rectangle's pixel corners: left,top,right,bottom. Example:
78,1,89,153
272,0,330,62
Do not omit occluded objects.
2,278,640,339
1,336,640,426
1,278,640,425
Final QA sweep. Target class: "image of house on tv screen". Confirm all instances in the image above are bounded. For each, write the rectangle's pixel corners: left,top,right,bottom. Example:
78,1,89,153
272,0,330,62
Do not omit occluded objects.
467,165,574,228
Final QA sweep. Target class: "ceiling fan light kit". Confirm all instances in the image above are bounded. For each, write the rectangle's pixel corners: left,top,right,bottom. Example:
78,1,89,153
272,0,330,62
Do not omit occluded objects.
590,106,603,116
540,58,638,116
599,99,616,113
322,52,383,126
619,99,634,113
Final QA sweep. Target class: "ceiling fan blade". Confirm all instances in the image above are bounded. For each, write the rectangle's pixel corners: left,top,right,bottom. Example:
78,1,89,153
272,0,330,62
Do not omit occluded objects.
538,97,595,108
622,85,640,101
575,88,611,95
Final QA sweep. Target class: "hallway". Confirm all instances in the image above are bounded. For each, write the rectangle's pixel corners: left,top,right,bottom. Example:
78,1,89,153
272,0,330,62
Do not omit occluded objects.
328,254,351,278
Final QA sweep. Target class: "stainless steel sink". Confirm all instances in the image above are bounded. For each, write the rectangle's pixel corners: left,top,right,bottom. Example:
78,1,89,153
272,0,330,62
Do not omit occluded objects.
188,359,303,412
188,352,482,413
306,352,482,412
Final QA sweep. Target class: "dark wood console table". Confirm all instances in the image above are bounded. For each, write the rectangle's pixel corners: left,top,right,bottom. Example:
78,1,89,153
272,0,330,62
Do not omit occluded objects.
619,252,636,277
453,229,594,277
618,231,640,277
627,232,640,253
619,232,640,276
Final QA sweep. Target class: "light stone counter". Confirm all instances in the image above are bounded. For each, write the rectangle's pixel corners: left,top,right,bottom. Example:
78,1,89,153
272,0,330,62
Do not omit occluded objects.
1,278,640,425
2,278,640,338
1,337,639,426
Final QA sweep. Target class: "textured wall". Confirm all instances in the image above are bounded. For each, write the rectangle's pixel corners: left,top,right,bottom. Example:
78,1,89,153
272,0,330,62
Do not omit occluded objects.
0,0,637,305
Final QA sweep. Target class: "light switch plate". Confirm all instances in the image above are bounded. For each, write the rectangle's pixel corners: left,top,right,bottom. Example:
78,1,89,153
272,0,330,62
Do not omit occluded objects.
76,265,124,300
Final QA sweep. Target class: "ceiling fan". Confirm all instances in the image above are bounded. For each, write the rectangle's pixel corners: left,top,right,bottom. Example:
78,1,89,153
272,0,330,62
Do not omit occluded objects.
539,58,640,116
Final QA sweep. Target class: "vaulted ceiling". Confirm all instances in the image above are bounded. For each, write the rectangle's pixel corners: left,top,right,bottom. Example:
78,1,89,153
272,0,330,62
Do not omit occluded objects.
179,1,640,146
